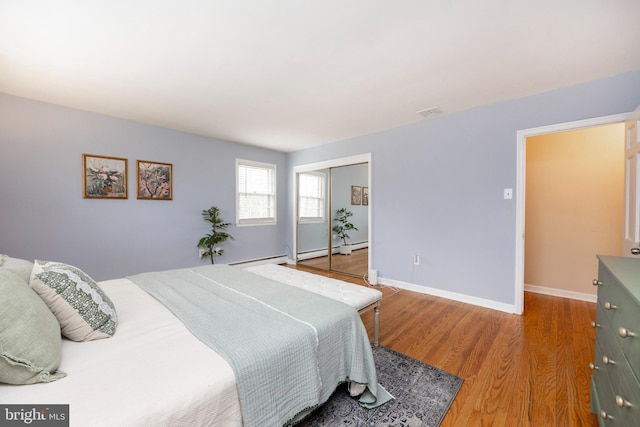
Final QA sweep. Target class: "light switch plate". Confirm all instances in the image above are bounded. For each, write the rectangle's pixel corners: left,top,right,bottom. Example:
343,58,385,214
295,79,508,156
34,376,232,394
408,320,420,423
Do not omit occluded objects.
504,188,513,199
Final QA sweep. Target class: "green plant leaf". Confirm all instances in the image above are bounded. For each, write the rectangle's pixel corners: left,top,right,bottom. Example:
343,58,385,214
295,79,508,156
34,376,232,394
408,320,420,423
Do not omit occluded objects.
197,206,234,264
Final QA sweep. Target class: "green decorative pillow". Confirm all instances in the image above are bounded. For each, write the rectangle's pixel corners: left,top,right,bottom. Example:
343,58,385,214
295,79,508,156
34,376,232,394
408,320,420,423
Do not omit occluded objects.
0,269,66,385
30,260,118,342
0,254,34,284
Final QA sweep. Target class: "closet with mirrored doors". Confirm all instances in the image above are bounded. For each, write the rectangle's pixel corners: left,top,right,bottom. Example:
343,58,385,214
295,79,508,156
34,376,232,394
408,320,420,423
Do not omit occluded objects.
295,155,370,278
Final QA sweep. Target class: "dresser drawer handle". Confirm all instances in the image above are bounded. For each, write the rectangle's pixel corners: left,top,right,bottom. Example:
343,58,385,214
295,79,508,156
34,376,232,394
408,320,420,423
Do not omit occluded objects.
602,355,616,365
589,362,599,371
604,301,617,310
619,327,637,338
600,410,614,420
615,395,632,408
592,279,603,286
591,321,601,328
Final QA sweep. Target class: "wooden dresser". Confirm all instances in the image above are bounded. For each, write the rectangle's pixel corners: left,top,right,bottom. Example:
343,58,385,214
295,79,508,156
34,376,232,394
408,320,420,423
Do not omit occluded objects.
591,255,640,425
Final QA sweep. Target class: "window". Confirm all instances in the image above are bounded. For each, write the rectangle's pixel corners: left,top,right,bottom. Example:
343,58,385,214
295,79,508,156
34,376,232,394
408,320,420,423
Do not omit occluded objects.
236,159,276,226
298,172,325,223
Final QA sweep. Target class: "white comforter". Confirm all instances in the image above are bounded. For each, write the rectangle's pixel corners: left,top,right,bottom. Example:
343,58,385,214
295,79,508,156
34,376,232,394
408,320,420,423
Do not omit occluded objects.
0,278,243,427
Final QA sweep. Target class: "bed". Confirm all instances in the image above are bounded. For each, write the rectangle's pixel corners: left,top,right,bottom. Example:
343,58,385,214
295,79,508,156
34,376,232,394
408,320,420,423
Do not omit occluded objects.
0,256,389,427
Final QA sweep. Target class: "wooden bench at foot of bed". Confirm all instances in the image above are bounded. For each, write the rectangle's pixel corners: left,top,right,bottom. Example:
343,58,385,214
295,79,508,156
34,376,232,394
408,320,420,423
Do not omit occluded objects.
244,264,382,346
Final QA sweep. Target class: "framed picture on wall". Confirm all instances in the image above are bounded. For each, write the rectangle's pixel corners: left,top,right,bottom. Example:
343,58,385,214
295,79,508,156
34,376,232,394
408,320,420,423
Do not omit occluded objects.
82,154,128,199
362,186,369,206
351,185,362,205
137,160,173,200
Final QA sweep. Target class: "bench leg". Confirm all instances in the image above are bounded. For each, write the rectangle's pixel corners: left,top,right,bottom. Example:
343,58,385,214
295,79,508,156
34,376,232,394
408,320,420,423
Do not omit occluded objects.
373,304,380,347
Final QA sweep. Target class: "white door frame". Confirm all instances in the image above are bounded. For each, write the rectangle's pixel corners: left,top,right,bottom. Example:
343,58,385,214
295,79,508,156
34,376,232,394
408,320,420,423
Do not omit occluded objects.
622,106,640,257
514,113,630,314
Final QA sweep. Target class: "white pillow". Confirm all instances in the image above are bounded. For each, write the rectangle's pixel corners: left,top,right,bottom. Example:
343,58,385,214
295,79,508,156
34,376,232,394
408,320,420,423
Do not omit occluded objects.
30,260,118,342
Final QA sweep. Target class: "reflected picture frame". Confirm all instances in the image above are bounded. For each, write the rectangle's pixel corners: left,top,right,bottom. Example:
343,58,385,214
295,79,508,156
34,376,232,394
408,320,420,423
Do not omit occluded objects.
351,185,362,205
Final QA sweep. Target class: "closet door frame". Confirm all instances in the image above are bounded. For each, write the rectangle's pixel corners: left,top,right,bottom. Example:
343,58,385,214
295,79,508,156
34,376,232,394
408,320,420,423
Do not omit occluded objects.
293,153,372,276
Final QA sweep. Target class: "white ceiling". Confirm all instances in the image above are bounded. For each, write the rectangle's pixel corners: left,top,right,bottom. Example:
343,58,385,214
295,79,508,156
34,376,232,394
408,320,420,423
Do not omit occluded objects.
1,1,640,152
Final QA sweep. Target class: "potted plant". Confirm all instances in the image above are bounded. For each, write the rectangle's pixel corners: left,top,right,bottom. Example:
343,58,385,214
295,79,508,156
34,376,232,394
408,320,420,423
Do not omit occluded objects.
197,206,234,264
332,208,358,255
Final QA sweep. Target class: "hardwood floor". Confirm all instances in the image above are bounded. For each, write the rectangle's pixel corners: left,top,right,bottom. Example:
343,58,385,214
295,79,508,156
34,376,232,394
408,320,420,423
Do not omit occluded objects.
290,264,599,427
297,248,368,277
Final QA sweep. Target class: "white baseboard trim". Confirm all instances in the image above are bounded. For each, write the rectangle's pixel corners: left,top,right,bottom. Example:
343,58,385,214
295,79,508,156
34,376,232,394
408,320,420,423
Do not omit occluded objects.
524,284,597,303
296,242,369,260
378,277,519,314
233,260,596,310
233,260,596,309
347,242,369,251
296,249,328,261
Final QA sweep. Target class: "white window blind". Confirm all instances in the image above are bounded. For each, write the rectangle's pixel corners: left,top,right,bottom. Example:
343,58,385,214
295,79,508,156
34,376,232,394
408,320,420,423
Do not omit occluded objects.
236,159,276,225
298,172,325,223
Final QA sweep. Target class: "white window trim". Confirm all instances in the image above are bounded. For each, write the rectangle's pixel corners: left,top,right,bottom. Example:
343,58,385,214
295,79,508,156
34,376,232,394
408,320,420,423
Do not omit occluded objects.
236,159,277,227
298,171,326,224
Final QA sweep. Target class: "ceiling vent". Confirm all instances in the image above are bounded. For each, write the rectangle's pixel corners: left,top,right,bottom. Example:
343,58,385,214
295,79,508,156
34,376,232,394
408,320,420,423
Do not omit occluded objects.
416,107,443,118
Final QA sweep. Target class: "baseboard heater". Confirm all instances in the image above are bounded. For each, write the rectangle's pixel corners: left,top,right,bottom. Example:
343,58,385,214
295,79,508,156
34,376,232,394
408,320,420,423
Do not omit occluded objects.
230,254,289,268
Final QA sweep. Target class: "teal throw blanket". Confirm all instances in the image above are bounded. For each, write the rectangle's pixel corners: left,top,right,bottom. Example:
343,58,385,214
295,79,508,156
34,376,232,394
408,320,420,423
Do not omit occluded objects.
129,265,391,426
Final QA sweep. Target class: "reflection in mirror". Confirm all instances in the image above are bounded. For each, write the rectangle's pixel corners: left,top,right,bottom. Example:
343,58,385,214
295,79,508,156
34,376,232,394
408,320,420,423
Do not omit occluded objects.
296,169,330,271
296,163,368,277
329,163,368,277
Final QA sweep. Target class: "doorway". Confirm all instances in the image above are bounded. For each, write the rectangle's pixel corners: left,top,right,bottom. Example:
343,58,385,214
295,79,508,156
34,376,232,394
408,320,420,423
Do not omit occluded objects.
515,113,630,314
524,124,624,301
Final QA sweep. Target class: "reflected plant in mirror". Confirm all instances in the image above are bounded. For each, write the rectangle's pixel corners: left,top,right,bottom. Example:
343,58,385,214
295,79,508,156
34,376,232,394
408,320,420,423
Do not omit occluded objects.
332,208,358,255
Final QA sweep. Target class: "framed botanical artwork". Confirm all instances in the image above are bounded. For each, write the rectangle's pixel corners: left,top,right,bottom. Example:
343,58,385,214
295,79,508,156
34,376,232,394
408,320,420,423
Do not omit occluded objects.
362,186,369,206
351,185,362,205
83,154,128,199
137,160,173,200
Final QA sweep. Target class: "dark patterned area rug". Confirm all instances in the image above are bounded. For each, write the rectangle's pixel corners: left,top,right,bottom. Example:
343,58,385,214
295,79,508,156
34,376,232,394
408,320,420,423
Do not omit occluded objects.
297,345,463,427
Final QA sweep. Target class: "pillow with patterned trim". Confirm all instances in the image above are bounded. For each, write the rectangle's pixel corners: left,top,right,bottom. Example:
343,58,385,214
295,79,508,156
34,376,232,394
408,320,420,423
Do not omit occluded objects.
0,269,66,384
0,254,34,284
30,260,118,342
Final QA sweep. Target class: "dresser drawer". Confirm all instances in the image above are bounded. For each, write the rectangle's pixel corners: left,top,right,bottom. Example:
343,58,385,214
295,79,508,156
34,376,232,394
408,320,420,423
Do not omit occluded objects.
597,265,640,377
594,256,640,425
595,307,626,374
592,342,621,425
594,329,640,425
615,368,640,426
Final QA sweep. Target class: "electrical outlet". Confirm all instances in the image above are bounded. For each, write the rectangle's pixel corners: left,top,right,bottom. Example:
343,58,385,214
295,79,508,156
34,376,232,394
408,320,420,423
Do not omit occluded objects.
198,248,206,257
413,255,420,265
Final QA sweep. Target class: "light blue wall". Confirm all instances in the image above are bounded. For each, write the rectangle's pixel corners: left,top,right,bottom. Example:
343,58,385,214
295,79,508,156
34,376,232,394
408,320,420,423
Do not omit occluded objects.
0,94,288,281
286,69,640,306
